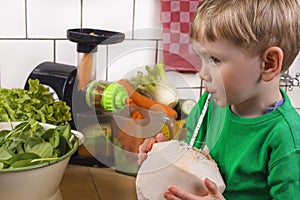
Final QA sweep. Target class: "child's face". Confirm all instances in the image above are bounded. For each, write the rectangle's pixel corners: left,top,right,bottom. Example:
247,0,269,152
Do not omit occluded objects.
194,39,263,107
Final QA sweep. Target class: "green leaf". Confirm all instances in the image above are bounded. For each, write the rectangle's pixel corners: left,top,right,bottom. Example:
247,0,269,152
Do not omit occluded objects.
0,105,74,169
56,135,69,157
0,148,12,160
0,130,9,142
6,137,25,151
56,124,73,149
15,145,25,154
28,142,53,158
10,160,33,168
24,137,44,152
42,128,60,148
4,121,28,140
9,152,40,164
7,152,41,168
0,79,71,125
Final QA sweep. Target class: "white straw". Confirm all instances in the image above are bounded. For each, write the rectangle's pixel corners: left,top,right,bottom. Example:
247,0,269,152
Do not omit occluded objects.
188,93,211,149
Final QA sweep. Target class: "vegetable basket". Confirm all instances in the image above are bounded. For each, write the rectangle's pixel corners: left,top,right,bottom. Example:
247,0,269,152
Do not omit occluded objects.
0,122,84,200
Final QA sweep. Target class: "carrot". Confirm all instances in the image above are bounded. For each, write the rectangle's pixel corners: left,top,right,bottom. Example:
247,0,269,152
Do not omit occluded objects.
131,110,143,119
78,53,94,89
125,98,137,107
77,32,96,90
118,79,178,119
116,107,146,153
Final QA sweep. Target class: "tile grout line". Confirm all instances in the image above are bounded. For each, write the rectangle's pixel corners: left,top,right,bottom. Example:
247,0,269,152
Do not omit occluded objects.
88,167,102,200
132,0,136,39
24,0,28,38
80,0,83,28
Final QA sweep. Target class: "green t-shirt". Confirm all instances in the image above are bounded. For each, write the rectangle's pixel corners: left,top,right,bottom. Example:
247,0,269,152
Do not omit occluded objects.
185,90,300,200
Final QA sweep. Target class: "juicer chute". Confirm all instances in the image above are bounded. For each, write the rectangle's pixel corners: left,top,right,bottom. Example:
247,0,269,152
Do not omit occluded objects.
67,28,125,90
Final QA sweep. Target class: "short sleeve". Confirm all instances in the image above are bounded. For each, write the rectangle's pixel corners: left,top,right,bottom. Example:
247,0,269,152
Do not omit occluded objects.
268,150,300,199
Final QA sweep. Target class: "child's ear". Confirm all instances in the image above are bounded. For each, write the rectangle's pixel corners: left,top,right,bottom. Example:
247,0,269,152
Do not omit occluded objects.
261,46,283,82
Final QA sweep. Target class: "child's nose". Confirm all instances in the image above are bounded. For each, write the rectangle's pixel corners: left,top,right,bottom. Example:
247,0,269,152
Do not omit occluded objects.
199,67,211,82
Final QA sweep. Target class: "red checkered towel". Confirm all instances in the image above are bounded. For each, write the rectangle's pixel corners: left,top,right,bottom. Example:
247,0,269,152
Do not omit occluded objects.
161,0,202,72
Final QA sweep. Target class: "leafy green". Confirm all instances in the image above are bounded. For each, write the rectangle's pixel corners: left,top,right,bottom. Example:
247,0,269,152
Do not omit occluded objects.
0,80,75,170
129,63,179,108
0,148,12,160
28,142,53,158
0,79,71,125
0,120,75,170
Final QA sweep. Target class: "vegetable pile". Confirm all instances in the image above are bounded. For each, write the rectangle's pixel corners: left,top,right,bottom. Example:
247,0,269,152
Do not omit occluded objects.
0,120,75,169
118,79,178,119
0,79,75,170
129,63,179,108
0,79,71,125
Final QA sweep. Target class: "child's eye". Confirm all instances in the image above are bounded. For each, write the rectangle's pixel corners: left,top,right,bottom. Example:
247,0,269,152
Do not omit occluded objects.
210,56,220,64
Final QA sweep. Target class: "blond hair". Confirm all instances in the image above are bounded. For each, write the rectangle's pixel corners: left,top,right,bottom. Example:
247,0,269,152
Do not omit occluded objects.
190,0,300,72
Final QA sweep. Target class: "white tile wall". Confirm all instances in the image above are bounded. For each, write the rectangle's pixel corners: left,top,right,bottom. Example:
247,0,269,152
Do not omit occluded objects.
0,40,53,88
82,0,134,39
0,0,26,38
27,0,81,38
287,52,300,108
177,88,200,101
55,40,77,66
157,40,164,63
290,52,300,74
288,87,300,109
106,40,157,81
167,71,200,88
134,0,162,39
0,0,299,110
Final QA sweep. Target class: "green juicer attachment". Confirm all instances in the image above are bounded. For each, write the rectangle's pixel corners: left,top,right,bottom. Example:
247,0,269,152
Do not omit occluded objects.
86,81,129,112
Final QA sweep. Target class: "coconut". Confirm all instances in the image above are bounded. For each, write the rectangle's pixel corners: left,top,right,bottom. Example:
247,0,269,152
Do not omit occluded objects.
136,140,226,200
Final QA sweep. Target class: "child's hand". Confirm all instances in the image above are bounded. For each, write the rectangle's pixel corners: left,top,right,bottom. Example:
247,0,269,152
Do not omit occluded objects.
137,133,165,165
163,178,225,200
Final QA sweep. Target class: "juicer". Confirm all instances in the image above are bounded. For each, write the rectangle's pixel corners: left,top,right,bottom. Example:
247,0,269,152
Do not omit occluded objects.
25,28,125,166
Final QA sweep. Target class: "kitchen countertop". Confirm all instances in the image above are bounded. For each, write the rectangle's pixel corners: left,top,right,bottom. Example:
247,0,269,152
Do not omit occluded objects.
59,164,137,200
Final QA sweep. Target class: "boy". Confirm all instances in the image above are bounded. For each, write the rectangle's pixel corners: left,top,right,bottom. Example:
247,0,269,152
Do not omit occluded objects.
138,0,300,199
